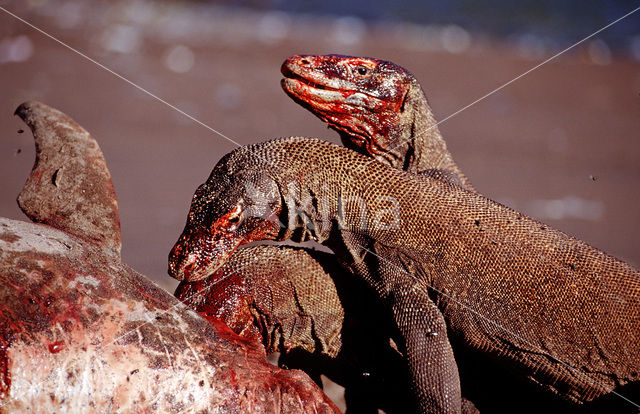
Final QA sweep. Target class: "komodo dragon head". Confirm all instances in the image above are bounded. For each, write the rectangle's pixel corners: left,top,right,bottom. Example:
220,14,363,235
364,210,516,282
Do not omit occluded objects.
168,161,283,282
281,54,472,189
281,54,427,168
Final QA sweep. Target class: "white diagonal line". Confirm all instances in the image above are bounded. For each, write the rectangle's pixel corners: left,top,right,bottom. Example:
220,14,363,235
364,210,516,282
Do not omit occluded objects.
360,5,640,172
0,5,243,150
7,242,265,404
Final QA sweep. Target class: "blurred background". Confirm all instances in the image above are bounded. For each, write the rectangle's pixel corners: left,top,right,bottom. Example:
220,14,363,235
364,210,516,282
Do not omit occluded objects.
1,0,639,295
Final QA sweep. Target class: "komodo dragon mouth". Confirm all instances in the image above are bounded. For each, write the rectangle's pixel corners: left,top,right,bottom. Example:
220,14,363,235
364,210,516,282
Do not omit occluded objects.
281,66,343,93
280,61,386,109
280,74,378,108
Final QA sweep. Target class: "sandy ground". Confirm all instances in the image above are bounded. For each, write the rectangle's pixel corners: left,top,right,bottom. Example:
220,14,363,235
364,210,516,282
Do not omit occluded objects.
1,1,639,299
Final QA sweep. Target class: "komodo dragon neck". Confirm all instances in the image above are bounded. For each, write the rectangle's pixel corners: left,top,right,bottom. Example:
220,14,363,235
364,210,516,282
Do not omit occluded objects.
281,54,471,189
169,137,640,412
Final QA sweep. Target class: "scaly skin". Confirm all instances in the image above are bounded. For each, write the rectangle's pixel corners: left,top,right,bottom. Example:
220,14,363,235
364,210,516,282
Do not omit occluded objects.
169,137,640,413
281,54,472,189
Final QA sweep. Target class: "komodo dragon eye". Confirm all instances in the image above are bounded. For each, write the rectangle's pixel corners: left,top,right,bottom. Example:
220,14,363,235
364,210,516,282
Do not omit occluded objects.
228,203,243,221
227,203,244,231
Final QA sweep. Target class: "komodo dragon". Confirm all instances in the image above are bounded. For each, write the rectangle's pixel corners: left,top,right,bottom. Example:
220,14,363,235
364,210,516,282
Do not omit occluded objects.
168,137,640,413
175,55,483,412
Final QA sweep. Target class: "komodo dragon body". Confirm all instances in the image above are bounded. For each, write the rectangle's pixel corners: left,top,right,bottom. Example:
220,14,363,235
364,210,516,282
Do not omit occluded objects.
175,55,479,412
178,54,472,353
169,137,640,413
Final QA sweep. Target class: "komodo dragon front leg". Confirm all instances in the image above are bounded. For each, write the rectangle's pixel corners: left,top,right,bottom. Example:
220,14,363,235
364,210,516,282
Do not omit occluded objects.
169,137,640,413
